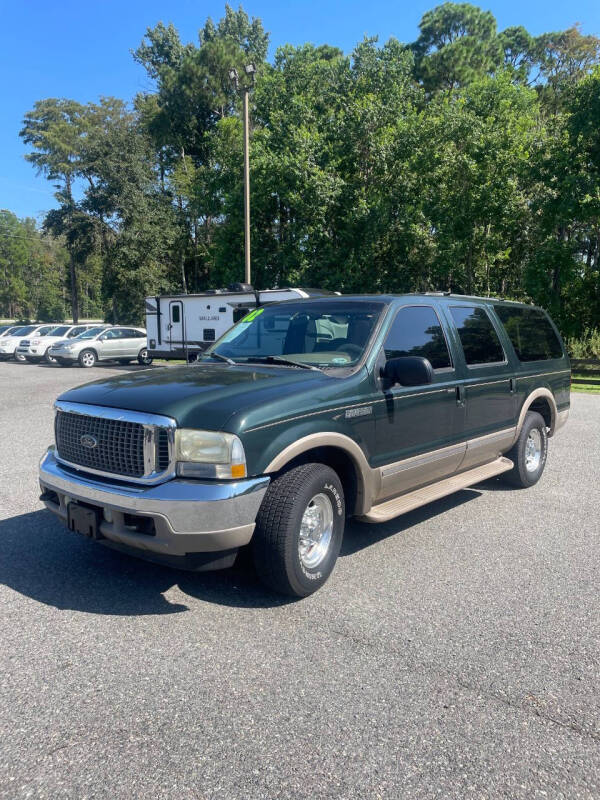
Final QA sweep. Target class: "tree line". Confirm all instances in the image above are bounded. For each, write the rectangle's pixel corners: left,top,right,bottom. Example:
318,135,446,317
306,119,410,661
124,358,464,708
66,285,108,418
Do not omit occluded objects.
5,2,600,338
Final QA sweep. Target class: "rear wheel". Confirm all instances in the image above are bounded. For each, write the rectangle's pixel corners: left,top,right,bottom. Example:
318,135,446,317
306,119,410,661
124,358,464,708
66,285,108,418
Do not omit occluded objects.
79,349,97,368
252,463,345,597
138,348,153,366
502,411,548,488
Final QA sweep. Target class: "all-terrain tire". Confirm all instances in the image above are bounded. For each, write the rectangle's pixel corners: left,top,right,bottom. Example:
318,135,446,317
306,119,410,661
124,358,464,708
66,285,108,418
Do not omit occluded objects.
252,463,345,597
502,411,548,488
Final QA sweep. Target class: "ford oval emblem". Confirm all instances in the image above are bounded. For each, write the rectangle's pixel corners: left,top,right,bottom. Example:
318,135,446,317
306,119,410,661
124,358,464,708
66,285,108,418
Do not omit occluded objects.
80,434,98,449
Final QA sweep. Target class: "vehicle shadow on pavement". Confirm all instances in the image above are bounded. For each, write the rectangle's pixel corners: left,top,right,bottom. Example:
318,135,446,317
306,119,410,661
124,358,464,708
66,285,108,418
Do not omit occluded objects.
341,489,482,556
0,509,294,614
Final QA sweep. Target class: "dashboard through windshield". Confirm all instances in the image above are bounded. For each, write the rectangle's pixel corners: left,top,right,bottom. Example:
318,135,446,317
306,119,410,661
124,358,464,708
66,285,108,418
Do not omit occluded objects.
203,300,385,368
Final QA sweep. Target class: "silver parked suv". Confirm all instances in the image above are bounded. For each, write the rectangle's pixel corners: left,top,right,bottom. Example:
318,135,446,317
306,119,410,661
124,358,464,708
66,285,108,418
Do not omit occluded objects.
49,326,152,368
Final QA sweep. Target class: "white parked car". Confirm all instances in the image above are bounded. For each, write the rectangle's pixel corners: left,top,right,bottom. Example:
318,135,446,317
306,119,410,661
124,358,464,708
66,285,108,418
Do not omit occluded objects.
49,326,152,368
0,324,57,361
0,325,22,339
16,324,97,363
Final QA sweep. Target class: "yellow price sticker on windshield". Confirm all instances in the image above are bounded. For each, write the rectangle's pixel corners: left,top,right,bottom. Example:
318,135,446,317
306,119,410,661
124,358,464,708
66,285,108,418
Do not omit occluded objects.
244,308,264,322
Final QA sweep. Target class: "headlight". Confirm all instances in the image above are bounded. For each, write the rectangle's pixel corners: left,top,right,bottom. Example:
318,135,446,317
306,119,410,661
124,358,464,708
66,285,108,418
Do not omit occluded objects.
62,344,74,351
175,429,246,479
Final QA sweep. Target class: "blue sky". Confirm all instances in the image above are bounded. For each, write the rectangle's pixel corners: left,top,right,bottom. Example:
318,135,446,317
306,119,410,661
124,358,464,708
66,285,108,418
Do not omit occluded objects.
2,0,600,221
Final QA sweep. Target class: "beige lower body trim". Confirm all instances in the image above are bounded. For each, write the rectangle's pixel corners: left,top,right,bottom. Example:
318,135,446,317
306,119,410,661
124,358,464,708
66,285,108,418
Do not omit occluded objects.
378,441,466,502
361,457,514,523
375,427,515,503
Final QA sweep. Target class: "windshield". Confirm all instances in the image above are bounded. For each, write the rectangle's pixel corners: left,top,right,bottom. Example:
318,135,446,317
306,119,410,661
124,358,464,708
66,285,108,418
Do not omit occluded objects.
74,326,107,340
203,300,385,368
50,326,70,337
0,326,18,337
10,326,36,337
36,326,58,336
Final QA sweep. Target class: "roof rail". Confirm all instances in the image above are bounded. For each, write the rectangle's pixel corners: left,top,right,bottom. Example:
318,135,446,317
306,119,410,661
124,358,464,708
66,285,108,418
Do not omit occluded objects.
423,291,451,296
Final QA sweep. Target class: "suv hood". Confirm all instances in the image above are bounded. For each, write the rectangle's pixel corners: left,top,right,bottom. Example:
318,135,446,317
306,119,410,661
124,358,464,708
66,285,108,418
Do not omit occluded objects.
58,364,333,431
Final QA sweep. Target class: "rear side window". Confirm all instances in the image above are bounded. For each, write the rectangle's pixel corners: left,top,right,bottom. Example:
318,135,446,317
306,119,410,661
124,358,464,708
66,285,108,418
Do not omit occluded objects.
494,306,563,361
384,306,452,369
449,306,505,365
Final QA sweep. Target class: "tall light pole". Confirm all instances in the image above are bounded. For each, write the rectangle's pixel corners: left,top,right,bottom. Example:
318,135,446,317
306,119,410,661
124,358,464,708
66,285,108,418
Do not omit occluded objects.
229,63,256,286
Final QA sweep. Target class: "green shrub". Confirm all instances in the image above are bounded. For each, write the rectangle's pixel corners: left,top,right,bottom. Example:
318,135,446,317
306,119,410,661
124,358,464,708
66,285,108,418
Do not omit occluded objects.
567,329,600,360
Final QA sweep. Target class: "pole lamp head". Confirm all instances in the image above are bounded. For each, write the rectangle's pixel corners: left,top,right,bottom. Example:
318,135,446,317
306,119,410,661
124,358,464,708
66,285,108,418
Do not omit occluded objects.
228,67,239,89
244,63,257,84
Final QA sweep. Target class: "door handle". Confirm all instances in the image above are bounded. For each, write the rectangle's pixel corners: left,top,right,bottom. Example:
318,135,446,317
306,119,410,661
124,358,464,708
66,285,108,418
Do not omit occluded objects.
455,385,465,407
509,377,516,393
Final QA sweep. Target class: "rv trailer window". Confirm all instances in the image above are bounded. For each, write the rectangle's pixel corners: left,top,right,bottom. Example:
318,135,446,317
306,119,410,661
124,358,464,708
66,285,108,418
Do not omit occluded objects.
233,308,251,323
172,305,180,323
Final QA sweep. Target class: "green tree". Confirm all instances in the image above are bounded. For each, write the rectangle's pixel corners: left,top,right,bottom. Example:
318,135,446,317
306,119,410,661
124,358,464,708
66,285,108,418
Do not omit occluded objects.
20,99,90,320
412,3,503,92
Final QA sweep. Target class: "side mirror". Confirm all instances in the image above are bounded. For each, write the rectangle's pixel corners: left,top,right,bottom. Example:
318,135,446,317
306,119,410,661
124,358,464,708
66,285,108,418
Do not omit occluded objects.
381,356,434,387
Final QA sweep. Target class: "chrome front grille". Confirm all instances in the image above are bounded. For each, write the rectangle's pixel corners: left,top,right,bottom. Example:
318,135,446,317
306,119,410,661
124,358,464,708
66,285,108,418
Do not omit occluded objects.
156,429,170,472
56,412,145,477
54,401,176,483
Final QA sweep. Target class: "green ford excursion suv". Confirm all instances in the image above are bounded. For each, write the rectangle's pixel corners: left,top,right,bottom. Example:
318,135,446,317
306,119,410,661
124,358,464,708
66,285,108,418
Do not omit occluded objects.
39,294,570,597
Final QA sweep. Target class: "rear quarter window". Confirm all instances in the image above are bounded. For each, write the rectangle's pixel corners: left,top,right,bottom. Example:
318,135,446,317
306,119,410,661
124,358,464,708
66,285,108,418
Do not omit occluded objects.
494,306,563,361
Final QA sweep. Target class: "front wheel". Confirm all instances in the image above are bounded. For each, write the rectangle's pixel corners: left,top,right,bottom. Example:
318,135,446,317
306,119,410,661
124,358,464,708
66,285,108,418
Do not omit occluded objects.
252,463,345,597
14,352,26,362
79,349,97,368
502,411,548,488
44,347,57,364
138,348,153,366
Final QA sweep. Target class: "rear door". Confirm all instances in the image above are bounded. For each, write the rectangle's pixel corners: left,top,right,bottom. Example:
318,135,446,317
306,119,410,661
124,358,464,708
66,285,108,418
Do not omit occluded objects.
372,304,466,501
442,303,517,469
122,328,145,357
168,301,184,349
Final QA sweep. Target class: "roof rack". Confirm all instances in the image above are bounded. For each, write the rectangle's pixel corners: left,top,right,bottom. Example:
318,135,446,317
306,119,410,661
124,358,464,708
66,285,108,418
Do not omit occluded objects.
423,291,451,296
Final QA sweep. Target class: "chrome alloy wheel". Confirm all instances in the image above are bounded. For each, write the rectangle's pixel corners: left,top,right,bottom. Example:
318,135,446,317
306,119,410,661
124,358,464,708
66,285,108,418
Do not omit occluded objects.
298,492,334,569
81,351,95,367
525,428,542,472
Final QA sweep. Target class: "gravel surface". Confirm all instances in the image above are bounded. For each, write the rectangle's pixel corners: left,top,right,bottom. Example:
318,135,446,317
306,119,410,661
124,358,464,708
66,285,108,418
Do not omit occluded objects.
0,361,598,799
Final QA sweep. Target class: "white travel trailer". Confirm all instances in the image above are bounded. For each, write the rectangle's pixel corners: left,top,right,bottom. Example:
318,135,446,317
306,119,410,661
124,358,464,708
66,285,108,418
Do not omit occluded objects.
145,285,336,360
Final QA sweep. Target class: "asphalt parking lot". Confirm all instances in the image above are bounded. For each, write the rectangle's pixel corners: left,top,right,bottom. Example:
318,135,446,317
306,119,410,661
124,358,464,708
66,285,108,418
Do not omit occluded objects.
0,360,599,799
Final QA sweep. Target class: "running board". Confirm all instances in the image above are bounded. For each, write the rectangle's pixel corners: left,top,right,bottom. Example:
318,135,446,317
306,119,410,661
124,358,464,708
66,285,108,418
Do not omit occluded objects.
360,457,514,523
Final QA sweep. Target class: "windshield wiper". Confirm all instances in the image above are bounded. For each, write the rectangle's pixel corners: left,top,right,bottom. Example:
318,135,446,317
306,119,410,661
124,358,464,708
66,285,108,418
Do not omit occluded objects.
246,355,322,371
206,352,238,366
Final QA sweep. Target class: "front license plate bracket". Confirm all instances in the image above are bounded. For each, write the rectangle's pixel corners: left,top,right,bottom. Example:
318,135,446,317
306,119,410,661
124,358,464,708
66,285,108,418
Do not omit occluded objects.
67,502,103,540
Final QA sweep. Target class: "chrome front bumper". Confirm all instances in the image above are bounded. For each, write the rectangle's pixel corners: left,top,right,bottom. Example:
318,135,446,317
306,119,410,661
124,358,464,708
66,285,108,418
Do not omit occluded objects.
39,448,270,559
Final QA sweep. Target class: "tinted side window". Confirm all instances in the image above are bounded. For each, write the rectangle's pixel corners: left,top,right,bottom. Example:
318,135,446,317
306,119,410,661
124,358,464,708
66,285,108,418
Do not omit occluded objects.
450,306,505,365
384,306,452,370
494,306,563,361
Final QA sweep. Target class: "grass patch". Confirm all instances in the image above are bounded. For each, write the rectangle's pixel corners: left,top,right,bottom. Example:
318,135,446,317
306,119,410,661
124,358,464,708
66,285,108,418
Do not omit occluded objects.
571,373,600,394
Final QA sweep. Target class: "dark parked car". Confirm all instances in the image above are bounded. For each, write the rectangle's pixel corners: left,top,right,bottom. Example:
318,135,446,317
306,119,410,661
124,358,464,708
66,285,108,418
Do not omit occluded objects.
39,294,570,596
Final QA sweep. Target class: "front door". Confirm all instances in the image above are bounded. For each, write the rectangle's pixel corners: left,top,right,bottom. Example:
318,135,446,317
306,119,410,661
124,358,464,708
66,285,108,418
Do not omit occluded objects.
168,301,184,349
372,304,466,502
98,328,125,360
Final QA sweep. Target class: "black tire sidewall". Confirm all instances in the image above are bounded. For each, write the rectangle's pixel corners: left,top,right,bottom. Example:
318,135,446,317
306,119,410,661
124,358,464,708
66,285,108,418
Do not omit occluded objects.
138,349,152,365
280,467,345,596
516,412,548,487
79,349,96,368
